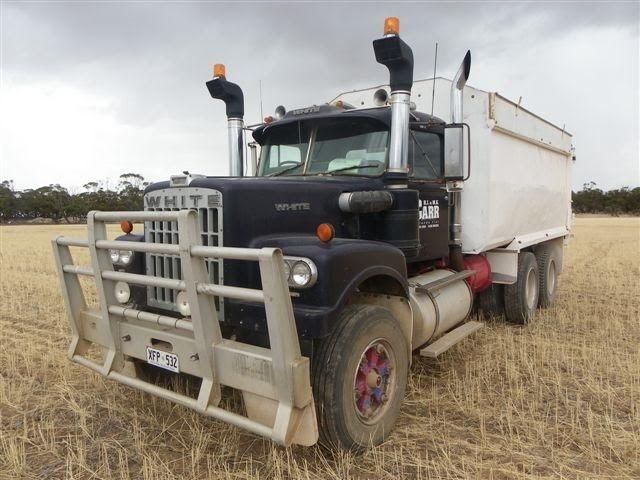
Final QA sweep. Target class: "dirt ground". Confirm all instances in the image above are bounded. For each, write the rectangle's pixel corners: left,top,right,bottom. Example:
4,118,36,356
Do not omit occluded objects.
1,217,638,479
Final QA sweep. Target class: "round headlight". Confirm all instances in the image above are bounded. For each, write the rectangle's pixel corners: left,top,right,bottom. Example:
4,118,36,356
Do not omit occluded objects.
291,261,312,287
109,249,120,263
176,291,191,317
119,250,133,265
283,261,291,281
114,281,131,304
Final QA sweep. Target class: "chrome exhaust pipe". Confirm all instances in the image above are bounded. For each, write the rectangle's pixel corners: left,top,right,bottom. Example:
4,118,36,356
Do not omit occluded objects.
448,51,471,270
227,118,244,177
206,64,245,177
450,51,471,124
388,91,411,173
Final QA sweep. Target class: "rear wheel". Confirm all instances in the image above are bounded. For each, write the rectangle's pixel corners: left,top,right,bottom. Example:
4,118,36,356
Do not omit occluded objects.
535,244,560,308
504,252,539,324
312,305,409,451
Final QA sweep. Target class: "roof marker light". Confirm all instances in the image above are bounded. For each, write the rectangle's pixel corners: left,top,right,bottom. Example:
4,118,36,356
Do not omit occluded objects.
384,17,400,36
213,63,226,78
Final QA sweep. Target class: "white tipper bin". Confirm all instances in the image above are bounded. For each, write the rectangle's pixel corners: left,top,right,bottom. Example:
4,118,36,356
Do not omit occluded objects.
334,78,573,282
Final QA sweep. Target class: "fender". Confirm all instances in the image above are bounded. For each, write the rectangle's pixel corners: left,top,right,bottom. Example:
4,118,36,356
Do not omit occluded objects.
242,234,408,338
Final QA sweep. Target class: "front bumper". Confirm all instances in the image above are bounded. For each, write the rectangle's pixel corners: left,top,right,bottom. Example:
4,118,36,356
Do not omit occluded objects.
52,209,318,447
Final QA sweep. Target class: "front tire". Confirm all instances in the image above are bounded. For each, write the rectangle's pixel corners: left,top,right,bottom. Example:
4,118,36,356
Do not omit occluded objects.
312,305,409,451
504,252,539,324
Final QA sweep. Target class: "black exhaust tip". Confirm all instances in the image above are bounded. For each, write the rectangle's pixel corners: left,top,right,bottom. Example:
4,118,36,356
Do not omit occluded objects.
373,35,414,92
206,77,245,119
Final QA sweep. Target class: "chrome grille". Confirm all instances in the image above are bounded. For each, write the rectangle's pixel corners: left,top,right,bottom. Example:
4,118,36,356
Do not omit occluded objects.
144,188,224,319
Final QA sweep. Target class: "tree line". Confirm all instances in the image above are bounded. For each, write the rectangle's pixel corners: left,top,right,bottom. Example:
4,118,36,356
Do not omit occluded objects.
572,182,640,215
0,176,638,223
0,174,150,223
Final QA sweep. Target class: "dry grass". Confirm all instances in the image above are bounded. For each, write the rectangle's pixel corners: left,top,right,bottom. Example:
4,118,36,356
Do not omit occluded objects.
1,217,639,479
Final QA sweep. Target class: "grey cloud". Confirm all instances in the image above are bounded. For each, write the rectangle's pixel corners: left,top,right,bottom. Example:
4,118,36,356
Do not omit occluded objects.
2,1,638,190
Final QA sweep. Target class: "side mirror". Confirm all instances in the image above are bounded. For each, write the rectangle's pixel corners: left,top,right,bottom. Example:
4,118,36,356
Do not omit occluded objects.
444,123,470,181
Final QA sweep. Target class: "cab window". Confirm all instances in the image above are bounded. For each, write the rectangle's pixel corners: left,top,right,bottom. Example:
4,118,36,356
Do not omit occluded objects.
267,145,303,168
409,131,442,180
258,118,388,177
259,121,310,176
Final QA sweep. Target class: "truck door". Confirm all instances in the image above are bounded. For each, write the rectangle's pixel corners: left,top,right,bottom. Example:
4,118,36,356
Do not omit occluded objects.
407,128,450,261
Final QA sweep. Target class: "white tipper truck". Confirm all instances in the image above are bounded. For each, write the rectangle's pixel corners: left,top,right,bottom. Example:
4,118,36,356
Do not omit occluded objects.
52,17,573,450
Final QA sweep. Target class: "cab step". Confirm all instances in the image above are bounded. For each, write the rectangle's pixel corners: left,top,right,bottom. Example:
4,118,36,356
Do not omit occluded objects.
419,321,484,358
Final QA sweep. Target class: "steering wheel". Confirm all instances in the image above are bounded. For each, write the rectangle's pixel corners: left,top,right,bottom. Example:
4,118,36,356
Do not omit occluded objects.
278,161,300,168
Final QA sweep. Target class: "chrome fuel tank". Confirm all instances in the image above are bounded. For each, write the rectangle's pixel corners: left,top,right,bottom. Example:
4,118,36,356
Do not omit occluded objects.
409,269,473,349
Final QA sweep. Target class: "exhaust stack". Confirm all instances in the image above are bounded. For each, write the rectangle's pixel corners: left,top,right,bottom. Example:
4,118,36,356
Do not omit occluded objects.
206,64,245,177
448,51,471,271
450,51,471,124
373,18,414,179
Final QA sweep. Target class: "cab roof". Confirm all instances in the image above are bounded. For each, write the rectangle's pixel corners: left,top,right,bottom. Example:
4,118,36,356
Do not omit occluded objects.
252,105,445,143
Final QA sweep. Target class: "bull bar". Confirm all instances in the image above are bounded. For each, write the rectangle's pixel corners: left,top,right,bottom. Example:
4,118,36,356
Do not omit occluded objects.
52,210,318,446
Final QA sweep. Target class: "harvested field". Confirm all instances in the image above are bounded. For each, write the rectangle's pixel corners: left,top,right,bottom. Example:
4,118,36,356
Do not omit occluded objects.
1,217,639,479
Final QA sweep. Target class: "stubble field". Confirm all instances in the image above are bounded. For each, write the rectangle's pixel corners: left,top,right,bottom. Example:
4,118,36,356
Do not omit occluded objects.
0,217,638,479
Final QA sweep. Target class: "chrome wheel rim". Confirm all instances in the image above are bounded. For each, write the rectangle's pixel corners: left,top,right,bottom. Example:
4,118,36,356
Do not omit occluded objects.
353,339,396,424
526,268,538,309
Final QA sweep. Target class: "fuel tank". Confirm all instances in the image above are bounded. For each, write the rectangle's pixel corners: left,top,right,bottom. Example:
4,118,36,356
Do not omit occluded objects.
409,269,473,348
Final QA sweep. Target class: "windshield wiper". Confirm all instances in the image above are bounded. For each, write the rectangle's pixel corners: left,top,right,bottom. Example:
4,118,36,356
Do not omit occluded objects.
325,164,381,175
268,164,303,177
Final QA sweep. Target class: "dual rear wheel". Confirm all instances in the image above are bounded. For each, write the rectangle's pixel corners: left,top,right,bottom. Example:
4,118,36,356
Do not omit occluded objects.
479,243,561,324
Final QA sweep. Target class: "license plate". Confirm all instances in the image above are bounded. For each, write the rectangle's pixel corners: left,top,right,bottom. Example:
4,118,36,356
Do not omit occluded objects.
146,347,179,373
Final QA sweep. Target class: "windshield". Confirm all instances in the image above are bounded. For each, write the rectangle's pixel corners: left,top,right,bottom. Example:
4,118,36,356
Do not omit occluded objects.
258,118,389,177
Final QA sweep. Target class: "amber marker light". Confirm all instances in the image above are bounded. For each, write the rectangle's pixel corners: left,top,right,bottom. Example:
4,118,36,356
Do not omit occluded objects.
213,63,226,78
316,223,335,243
384,17,400,36
120,220,133,234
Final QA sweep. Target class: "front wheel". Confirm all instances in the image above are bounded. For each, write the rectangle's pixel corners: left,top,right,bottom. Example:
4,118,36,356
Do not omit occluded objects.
312,305,409,451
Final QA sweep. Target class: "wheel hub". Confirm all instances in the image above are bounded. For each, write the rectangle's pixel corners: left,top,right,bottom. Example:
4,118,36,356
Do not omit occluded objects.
354,340,394,423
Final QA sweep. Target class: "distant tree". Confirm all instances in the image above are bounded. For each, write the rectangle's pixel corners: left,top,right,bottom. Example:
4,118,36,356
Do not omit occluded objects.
0,180,16,220
19,184,72,221
83,181,100,193
117,173,147,210
118,173,145,191
573,182,605,213
626,187,640,213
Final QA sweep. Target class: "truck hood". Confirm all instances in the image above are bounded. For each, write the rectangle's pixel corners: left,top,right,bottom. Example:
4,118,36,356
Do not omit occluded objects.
145,176,386,247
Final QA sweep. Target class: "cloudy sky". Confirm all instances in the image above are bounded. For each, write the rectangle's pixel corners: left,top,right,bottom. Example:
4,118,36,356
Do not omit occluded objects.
1,1,638,192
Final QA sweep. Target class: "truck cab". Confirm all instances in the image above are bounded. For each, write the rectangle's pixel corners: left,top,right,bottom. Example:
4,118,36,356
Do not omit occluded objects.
140,104,453,350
